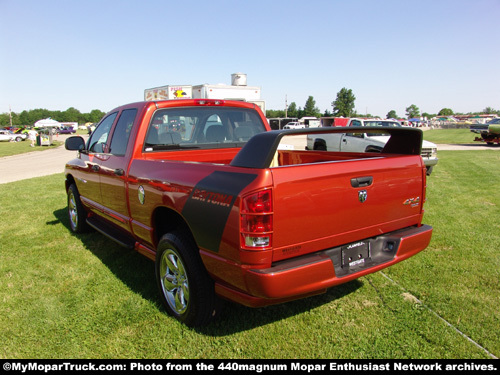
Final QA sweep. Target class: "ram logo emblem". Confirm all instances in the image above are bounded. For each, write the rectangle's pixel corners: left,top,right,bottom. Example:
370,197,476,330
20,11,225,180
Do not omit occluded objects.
358,190,368,203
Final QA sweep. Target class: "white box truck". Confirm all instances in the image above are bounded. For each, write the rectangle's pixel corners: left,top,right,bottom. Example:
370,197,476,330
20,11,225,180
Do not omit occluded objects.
144,74,265,112
144,85,193,101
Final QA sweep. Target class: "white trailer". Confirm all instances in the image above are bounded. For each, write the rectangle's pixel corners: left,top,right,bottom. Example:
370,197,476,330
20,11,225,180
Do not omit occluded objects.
144,74,265,112
144,85,193,101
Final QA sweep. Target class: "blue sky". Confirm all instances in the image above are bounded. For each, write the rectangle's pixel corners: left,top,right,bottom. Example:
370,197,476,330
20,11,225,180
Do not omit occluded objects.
1,0,499,118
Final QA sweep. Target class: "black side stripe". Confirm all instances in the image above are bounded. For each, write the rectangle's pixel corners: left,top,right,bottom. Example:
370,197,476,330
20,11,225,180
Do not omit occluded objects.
181,171,257,252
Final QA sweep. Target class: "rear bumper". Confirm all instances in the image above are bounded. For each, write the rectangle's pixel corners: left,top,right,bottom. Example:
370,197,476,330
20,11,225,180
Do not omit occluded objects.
214,225,433,307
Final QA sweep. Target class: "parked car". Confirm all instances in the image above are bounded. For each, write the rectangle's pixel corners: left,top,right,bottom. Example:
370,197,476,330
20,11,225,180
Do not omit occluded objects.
470,117,500,145
283,122,306,129
57,126,77,134
0,129,27,142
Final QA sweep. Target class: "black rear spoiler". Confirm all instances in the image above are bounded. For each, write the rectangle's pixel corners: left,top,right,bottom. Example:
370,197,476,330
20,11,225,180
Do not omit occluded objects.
230,127,423,169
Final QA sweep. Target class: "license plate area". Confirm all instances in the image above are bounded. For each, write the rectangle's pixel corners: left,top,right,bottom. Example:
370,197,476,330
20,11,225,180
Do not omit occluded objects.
341,241,370,268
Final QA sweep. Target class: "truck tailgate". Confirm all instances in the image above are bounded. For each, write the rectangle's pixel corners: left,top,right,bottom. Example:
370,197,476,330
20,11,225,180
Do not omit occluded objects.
270,154,425,262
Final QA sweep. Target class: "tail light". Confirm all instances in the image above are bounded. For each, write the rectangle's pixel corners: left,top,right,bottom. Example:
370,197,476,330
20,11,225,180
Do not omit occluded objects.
240,189,273,249
194,99,225,106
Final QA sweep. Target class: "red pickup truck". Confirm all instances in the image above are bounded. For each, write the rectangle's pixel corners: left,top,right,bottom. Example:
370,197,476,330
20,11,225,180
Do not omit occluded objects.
64,99,432,326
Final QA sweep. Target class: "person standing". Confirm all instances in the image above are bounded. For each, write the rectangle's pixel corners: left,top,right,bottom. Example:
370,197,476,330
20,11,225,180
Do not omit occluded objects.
28,129,38,147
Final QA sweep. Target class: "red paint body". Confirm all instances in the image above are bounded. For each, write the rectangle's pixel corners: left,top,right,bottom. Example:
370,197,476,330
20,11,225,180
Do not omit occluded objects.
65,99,432,307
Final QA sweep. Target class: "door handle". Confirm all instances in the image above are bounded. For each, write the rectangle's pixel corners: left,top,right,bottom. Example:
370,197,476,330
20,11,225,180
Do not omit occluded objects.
91,164,100,172
351,176,373,187
114,168,124,176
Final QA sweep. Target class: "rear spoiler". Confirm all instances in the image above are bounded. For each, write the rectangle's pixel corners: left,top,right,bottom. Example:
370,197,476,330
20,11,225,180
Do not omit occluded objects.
230,127,423,169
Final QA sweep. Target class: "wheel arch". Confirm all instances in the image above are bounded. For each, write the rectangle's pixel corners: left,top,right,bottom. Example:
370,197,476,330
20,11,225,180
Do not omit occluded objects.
65,174,76,192
365,145,383,153
152,206,196,250
313,138,327,151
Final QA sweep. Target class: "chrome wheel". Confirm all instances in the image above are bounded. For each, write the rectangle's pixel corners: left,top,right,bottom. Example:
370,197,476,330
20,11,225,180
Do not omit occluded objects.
68,190,79,231
159,249,189,315
67,184,89,233
155,231,220,326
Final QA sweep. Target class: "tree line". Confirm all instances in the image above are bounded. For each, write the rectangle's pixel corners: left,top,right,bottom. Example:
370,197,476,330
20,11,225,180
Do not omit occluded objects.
265,88,499,120
0,107,106,127
2,88,498,127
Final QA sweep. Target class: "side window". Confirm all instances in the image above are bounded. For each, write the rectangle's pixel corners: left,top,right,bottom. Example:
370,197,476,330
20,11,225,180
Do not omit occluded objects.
347,120,363,138
109,109,137,156
88,113,117,153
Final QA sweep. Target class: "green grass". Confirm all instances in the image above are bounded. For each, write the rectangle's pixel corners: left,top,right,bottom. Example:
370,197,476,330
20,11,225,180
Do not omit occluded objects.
423,128,476,144
0,152,499,359
0,140,63,157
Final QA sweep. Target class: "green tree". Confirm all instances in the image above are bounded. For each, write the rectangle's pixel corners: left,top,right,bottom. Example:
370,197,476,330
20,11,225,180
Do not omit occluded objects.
303,96,320,117
266,109,285,118
387,110,398,119
87,109,106,123
332,88,356,117
438,108,453,116
287,102,298,118
405,104,420,119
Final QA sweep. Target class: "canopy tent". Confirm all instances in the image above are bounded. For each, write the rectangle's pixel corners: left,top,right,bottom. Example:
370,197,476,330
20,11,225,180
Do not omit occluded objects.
34,118,62,128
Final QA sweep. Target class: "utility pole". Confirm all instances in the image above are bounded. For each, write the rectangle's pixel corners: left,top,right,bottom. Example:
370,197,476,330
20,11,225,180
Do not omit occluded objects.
9,105,12,127
285,95,288,118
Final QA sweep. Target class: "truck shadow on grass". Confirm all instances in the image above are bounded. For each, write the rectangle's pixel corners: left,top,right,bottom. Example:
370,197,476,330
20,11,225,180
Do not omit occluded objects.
53,207,362,335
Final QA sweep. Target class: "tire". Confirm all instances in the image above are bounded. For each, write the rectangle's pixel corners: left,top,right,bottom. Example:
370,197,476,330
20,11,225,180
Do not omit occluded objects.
313,139,327,151
155,230,220,327
15,137,22,142
67,184,90,233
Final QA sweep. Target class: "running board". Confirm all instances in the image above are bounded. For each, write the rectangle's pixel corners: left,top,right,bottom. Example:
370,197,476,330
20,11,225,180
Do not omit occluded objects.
86,216,135,250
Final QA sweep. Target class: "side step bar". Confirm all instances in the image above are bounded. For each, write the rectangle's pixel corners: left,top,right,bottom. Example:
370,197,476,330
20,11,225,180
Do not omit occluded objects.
86,216,135,250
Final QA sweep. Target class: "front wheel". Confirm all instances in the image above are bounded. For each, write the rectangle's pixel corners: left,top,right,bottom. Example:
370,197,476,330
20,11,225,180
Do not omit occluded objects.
67,184,90,233
155,230,221,327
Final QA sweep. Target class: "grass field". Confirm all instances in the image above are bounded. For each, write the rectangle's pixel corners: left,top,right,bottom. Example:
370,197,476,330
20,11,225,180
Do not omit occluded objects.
422,128,478,144
0,151,499,359
0,140,63,157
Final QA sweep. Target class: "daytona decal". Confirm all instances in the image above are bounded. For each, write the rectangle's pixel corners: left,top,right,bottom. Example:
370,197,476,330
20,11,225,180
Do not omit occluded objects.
181,171,257,252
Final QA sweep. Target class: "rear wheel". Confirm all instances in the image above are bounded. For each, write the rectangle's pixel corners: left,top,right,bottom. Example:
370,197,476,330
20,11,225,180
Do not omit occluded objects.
155,230,220,327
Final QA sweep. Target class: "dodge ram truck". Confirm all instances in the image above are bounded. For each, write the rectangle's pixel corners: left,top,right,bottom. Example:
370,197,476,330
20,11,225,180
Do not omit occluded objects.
64,99,433,327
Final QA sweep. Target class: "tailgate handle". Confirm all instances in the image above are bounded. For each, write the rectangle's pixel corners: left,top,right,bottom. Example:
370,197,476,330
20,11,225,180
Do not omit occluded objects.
351,176,373,187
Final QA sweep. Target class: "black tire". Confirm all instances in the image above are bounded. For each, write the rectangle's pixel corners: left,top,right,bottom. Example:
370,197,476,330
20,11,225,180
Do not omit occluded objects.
313,138,327,151
155,230,220,327
67,184,90,233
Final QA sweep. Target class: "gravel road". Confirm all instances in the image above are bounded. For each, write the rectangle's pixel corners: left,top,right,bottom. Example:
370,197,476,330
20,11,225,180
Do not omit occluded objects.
0,134,87,184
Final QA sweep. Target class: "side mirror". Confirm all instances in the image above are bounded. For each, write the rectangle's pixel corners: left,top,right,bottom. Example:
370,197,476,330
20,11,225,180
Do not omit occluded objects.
65,136,85,151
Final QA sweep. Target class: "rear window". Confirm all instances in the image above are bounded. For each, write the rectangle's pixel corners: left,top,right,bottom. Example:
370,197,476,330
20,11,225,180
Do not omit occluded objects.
144,107,266,151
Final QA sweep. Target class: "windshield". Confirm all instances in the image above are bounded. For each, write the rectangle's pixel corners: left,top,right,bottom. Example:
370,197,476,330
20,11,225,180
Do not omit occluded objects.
363,121,401,137
144,107,267,151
